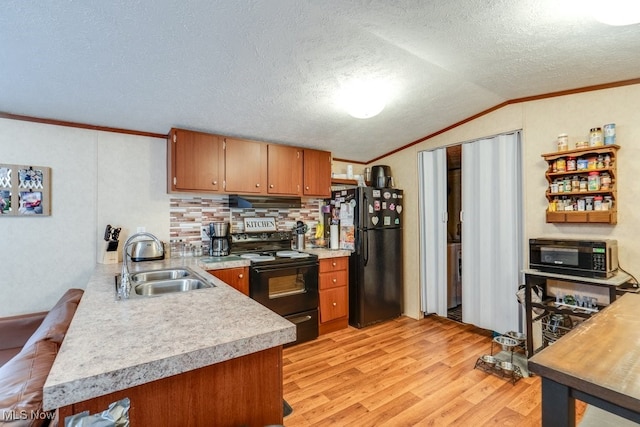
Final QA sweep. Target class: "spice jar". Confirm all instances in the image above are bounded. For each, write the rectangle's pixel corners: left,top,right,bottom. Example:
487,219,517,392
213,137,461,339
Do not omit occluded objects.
604,196,613,210
604,123,616,145
557,133,568,151
585,196,594,211
556,157,566,172
587,156,597,170
600,172,611,190
566,157,576,171
576,140,589,149
571,175,580,192
596,155,604,169
579,177,588,192
564,177,572,193
594,195,603,210
588,172,600,191
604,154,611,167
576,158,588,170
589,127,603,147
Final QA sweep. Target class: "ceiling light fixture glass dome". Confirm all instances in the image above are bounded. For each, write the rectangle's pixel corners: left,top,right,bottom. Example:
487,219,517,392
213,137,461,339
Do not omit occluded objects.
340,80,387,119
587,0,640,25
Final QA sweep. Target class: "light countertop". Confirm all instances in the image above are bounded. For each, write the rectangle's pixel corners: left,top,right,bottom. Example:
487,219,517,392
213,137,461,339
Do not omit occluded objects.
42,258,296,410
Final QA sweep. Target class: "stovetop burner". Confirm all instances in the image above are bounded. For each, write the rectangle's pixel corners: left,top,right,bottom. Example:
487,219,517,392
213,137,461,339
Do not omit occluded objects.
231,231,317,266
240,253,276,262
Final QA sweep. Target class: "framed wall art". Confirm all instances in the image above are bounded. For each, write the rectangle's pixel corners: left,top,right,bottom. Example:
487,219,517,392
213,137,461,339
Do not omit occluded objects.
0,164,51,216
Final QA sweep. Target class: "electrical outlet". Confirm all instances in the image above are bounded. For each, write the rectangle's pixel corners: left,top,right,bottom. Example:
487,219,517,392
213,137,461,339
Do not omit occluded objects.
137,226,145,233
201,227,209,240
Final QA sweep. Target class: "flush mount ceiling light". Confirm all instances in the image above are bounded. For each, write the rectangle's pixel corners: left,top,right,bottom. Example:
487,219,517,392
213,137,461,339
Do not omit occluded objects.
587,0,640,25
339,79,387,119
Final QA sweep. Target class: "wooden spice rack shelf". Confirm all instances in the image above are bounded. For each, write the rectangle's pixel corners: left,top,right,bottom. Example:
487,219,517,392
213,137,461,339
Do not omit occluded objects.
542,145,619,224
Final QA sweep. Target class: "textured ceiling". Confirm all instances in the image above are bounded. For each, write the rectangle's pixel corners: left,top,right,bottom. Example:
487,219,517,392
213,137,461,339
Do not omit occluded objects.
1,0,639,162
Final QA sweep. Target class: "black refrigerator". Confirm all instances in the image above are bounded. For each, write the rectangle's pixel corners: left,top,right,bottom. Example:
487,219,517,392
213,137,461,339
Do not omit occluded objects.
330,187,403,328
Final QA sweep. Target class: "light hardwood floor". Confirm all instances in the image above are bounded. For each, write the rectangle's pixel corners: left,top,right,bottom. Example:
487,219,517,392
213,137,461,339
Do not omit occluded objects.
283,315,580,426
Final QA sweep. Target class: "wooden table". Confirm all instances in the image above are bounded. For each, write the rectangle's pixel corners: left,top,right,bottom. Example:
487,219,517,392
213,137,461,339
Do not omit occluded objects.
528,293,640,426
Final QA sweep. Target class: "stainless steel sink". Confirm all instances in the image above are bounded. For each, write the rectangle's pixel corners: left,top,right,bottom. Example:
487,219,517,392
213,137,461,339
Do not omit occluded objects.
130,268,191,283
116,267,215,298
134,278,213,296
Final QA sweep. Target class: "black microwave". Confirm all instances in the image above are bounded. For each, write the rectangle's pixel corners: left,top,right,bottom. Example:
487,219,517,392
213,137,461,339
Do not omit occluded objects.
529,238,618,278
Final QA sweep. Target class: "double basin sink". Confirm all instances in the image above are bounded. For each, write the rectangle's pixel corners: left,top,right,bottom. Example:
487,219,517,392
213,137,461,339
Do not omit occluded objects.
118,267,215,298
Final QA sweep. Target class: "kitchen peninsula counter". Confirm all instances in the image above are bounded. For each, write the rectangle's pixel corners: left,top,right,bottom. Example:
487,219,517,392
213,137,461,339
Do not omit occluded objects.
43,259,296,424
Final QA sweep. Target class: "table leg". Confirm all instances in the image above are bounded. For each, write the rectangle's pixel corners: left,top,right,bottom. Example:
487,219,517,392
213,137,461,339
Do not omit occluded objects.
541,377,575,427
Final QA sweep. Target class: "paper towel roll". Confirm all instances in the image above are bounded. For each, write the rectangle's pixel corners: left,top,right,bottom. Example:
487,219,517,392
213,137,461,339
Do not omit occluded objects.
330,225,339,250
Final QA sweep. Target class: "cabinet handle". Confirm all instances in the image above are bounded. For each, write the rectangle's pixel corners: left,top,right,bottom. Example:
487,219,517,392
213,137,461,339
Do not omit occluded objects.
332,278,337,283
332,262,337,267
332,302,337,307
212,180,217,185
256,183,260,188
270,184,274,188
306,186,310,190
238,274,243,279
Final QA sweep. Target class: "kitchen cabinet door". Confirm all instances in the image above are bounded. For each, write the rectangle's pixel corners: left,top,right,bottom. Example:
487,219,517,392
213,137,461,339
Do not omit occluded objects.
303,149,332,197
267,144,302,195
208,267,249,296
319,286,348,323
168,128,224,192
224,138,267,194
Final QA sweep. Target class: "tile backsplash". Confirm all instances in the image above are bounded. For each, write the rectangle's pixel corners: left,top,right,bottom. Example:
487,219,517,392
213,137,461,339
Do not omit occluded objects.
170,195,324,249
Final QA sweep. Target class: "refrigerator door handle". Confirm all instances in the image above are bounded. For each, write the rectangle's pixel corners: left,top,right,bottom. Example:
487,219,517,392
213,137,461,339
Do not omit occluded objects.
363,229,369,266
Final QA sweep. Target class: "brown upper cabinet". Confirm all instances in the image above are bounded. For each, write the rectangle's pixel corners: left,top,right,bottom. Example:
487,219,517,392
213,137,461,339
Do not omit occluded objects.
223,137,268,194
267,144,302,195
167,128,331,198
168,128,224,193
303,149,331,197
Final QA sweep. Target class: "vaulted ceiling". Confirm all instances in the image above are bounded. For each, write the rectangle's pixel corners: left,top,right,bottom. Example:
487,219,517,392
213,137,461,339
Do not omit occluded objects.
2,1,639,162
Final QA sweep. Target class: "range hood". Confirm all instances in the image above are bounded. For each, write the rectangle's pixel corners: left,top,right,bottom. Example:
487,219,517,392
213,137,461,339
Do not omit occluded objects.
229,195,302,209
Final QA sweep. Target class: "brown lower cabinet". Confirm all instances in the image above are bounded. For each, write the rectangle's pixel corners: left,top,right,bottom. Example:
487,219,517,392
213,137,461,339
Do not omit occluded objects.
208,267,249,296
57,346,284,427
319,257,349,335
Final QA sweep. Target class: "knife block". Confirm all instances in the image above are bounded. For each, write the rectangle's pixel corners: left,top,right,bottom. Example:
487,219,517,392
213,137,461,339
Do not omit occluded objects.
99,242,119,264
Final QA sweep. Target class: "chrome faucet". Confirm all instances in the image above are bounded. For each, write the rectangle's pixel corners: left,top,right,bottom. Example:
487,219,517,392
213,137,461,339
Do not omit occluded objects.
119,232,163,299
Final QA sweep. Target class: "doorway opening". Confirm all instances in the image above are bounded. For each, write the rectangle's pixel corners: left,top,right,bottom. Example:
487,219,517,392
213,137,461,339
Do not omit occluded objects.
446,145,462,322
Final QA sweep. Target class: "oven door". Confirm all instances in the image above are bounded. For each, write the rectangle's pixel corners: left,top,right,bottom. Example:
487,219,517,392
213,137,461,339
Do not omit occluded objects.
250,260,319,316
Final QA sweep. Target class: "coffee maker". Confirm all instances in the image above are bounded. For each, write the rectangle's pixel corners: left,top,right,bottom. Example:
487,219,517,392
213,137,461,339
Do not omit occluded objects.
207,222,231,256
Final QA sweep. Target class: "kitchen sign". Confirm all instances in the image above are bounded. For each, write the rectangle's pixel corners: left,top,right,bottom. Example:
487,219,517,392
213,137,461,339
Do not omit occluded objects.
244,217,277,232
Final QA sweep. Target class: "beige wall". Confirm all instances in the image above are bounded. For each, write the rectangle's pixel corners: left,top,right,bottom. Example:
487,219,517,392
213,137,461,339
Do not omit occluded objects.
361,84,640,320
0,118,170,316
